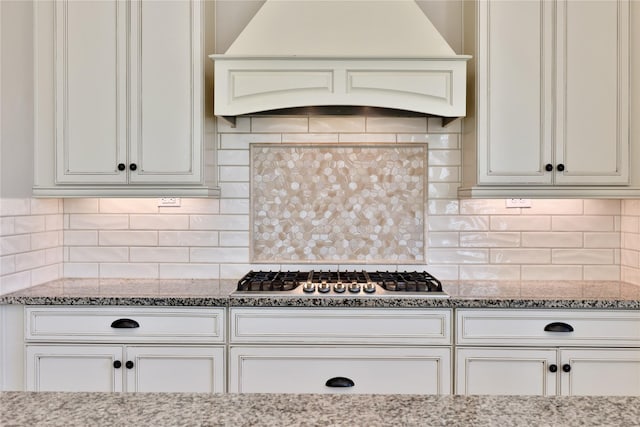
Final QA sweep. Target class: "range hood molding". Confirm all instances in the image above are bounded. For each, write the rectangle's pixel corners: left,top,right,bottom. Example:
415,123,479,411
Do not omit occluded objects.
211,0,470,124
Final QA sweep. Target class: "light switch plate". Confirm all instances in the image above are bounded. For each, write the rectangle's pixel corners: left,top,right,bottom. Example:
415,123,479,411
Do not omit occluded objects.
505,198,532,208
158,197,181,207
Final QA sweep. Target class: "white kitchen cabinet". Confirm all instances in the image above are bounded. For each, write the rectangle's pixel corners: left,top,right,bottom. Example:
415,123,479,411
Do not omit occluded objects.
26,344,224,393
228,307,453,395
230,346,451,394
23,306,226,393
33,0,218,197
455,309,640,396
460,0,638,198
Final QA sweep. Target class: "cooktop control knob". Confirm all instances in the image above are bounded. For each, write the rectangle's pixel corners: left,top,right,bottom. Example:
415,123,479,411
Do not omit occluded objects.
348,282,361,293
318,282,331,293
302,282,316,293
363,282,376,293
333,282,346,293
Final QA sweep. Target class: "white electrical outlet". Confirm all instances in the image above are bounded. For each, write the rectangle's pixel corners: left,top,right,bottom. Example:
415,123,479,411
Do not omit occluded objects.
505,198,532,208
158,198,181,207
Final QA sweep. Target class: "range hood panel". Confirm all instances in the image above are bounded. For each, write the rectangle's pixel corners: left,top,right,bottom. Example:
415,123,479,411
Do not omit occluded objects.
211,0,469,120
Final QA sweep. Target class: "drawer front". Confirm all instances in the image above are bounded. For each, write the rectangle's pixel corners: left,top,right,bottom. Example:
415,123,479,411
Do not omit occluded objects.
457,309,640,346
25,307,225,343
229,346,451,394
230,308,451,345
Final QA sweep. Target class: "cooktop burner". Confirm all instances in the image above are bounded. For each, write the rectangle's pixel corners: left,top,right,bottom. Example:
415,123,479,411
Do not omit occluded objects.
234,270,448,297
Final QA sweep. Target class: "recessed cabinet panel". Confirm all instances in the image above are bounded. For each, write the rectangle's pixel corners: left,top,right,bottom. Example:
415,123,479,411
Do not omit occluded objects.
230,346,451,395
54,0,127,184
456,348,556,396
554,0,629,184
26,345,123,392
560,349,640,396
129,0,202,183
479,0,553,184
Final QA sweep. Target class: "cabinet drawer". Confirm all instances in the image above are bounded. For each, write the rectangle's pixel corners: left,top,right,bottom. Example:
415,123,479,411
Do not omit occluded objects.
230,308,451,345
229,346,451,394
25,306,225,343
456,309,640,346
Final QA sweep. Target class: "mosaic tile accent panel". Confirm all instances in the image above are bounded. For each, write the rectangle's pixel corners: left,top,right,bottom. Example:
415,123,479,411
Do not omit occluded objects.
251,144,427,263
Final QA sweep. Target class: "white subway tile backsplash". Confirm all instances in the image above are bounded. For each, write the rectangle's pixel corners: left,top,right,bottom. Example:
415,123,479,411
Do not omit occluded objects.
552,216,615,232
190,247,249,263
365,117,427,133
251,117,308,133
338,133,396,143
427,232,460,248
521,232,582,248
0,271,32,294
217,150,250,166
491,216,551,231
220,133,282,149
69,247,129,263
160,199,220,215
0,198,30,216
521,265,583,280
159,263,219,279
31,231,60,250
217,116,251,133
220,199,250,215
158,231,219,247
309,116,365,133
220,183,250,199
491,249,551,264
427,150,461,166
459,265,521,280
427,248,488,264
64,262,99,278
220,263,252,279
64,230,99,246
460,232,521,248
621,216,639,233
129,215,189,230
460,199,517,215
70,214,129,230
99,263,159,279
14,216,46,234
219,231,250,247
45,247,64,264
31,264,61,285
552,249,614,265
99,198,159,214
428,167,460,182
428,200,459,215
99,231,158,247
584,232,620,248
0,218,15,236
15,250,46,271
190,215,249,231
584,199,621,215
427,183,460,199
428,216,489,232
0,235,31,255
584,265,620,280
219,166,250,182
525,199,583,215
282,133,340,143
130,247,189,263
64,199,99,213
1,256,16,275
31,199,61,215
45,214,63,231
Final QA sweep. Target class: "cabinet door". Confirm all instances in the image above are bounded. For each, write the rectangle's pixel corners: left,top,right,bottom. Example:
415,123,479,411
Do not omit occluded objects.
128,0,203,184
25,345,123,392
456,348,557,396
54,0,128,184
230,346,451,395
125,346,225,393
476,0,553,185
559,349,640,396
554,0,629,185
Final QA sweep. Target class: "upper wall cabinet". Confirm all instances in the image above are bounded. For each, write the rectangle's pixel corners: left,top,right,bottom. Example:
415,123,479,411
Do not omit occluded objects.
33,0,218,197
460,0,639,198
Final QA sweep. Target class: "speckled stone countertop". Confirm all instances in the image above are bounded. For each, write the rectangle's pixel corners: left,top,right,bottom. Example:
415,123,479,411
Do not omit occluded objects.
1,392,639,427
1,278,639,309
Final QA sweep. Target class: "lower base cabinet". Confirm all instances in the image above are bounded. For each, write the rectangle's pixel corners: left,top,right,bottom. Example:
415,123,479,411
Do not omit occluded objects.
456,347,640,396
229,346,451,394
26,345,225,393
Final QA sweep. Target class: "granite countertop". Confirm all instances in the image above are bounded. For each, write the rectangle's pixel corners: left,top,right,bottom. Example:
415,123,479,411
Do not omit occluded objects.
2,391,639,427
1,278,639,309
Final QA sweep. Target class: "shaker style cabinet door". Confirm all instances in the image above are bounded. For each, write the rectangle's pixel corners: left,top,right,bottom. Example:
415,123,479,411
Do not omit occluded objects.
455,348,558,396
125,346,225,393
54,0,128,184
559,349,640,396
48,0,203,186
25,345,124,392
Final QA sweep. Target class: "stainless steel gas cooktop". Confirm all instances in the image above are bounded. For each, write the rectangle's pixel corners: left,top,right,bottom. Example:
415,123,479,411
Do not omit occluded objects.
234,270,448,297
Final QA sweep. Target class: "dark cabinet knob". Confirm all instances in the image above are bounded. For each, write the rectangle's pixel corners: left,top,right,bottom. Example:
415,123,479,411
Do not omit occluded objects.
325,377,355,388
117,163,126,171
556,163,565,172
129,163,137,171
549,364,558,373
545,164,553,172
562,364,571,373
113,360,122,369
126,361,134,369
544,322,574,333
110,318,140,329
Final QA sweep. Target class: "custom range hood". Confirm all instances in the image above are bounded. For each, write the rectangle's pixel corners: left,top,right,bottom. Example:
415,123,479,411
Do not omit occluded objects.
210,0,470,126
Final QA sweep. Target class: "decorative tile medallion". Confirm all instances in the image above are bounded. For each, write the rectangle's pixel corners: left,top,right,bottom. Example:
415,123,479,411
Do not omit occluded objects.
251,144,426,264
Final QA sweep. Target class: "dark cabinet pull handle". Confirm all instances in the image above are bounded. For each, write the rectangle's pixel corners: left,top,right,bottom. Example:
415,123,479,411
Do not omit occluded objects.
117,163,126,171
125,361,134,369
544,322,574,333
113,360,122,369
556,163,565,172
549,364,558,373
562,364,571,373
110,318,140,329
129,163,137,171
325,377,355,388
545,164,553,172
